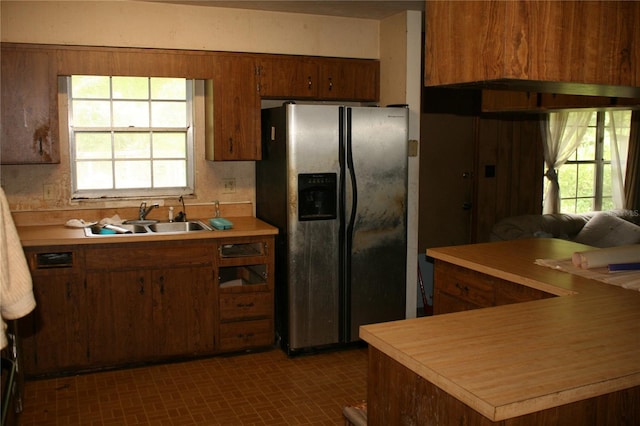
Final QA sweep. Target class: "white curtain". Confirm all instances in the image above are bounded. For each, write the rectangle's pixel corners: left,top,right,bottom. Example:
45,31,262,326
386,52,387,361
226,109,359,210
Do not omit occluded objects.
540,111,593,214
608,111,627,209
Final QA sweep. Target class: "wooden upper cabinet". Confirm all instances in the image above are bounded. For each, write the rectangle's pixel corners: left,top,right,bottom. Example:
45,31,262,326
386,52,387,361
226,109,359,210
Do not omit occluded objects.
206,54,261,161
259,56,318,98
425,1,640,97
318,58,379,101
1,45,59,164
259,55,379,102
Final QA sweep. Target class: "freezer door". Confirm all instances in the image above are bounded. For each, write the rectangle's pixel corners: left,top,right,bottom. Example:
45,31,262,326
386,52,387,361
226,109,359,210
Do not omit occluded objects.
345,107,408,341
286,105,342,350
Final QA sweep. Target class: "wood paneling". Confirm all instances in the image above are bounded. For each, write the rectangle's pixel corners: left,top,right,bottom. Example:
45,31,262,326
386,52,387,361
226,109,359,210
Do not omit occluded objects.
474,114,544,242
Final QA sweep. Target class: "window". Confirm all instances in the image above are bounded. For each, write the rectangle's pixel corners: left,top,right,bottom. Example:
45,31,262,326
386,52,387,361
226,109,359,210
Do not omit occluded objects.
69,76,194,199
546,110,631,214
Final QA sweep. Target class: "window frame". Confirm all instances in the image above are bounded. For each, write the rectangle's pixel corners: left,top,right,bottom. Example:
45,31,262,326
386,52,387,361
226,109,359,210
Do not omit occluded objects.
67,76,195,200
555,110,630,213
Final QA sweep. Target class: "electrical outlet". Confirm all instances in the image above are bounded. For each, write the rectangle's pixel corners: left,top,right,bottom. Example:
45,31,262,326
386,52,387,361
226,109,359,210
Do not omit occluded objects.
222,178,236,194
43,184,56,200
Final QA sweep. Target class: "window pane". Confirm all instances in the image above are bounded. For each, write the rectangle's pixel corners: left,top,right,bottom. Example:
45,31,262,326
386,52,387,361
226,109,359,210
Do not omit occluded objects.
601,197,614,211
151,78,186,100
602,164,612,197
576,128,595,161
76,161,113,189
114,133,150,158
153,133,186,158
153,160,187,187
559,164,578,198
72,76,109,98
114,161,151,188
576,163,595,197
576,198,594,212
73,100,111,126
112,76,149,99
113,101,149,127
151,102,186,127
75,133,112,159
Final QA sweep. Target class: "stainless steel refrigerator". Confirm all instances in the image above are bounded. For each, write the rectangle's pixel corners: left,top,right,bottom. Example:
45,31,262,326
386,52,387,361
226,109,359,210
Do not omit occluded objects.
256,103,408,354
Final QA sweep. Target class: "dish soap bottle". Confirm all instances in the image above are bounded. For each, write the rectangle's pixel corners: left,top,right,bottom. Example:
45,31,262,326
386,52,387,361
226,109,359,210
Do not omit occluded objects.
168,206,174,222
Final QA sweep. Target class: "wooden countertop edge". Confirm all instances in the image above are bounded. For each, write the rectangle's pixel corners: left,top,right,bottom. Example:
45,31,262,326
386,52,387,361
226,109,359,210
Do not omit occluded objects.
426,250,577,296
18,216,278,247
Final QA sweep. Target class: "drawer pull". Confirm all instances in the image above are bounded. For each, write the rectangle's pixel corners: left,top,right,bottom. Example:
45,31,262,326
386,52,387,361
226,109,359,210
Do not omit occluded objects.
237,302,255,308
455,283,470,293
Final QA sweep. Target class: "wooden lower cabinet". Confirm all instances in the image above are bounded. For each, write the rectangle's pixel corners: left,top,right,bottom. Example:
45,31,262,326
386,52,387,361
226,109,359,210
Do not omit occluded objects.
20,248,87,375
433,260,554,315
21,236,275,376
217,236,275,352
84,242,216,367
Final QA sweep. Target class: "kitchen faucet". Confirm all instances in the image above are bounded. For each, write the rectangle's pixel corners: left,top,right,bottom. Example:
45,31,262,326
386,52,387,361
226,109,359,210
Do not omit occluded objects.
174,196,187,222
139,202,159,220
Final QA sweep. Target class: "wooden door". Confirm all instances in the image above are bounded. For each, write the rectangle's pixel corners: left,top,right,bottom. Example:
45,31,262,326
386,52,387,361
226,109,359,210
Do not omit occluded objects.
1,45,59,164
86,270,154,366
152,266,215,357
418,113,475,251
208,54,261,160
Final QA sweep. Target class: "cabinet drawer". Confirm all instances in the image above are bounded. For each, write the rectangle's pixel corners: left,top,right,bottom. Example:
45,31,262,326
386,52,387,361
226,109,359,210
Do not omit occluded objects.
218,319,273,351
435,262,494,308
219,292,272,321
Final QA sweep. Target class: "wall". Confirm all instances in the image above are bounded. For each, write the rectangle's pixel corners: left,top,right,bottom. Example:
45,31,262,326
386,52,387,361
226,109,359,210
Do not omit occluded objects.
0,0,380,211
380,11,422,318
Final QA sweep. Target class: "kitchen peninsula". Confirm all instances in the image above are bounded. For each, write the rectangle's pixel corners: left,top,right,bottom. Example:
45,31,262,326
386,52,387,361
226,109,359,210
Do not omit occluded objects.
360,239,640,425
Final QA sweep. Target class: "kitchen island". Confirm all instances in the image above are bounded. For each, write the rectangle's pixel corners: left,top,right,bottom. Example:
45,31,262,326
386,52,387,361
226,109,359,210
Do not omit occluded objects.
360,239,640,425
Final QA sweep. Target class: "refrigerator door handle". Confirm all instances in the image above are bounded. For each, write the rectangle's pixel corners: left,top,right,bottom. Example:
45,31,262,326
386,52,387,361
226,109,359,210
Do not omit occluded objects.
345,108,358,236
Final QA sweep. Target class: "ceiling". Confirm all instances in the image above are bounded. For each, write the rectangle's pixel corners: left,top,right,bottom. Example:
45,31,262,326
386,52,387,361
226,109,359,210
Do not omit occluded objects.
149,1,425,20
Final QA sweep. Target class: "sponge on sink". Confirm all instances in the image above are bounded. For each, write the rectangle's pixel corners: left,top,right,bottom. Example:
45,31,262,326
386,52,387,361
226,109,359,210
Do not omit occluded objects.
209,217,233,230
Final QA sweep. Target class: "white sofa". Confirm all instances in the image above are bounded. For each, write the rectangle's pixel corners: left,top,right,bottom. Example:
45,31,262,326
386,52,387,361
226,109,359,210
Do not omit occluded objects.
490,209,640,248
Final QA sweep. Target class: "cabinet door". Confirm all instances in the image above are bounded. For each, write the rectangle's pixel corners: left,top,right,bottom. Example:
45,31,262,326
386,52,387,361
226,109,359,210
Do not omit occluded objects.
207,55,261,161
1,46,59,164
259,56,318,98
86,270,154,366
153,266,215,357
318,58,379,101
21,272,87,375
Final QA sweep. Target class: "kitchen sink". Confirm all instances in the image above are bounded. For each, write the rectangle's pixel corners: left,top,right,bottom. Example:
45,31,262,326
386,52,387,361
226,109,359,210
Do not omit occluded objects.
148,221,210,233
83,220,212,237
85,224,149,236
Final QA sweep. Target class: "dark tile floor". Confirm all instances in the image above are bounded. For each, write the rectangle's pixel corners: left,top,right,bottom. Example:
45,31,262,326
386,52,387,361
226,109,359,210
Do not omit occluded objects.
17,347,368,425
